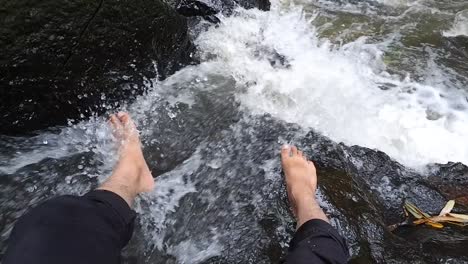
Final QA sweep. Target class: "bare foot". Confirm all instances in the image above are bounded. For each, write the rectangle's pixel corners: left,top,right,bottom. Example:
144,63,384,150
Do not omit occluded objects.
281,145,328,228
98,112,154,206
281,145,317,198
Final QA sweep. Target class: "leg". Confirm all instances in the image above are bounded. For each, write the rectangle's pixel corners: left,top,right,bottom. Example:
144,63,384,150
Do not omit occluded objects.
281,145,349,264
3,112,154,264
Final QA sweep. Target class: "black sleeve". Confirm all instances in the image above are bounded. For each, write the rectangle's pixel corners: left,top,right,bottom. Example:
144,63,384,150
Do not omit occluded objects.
285,219,349,264
3,190,135,264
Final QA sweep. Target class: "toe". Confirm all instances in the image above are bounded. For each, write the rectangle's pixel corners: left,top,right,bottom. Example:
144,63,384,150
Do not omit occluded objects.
117,112,138,133
298,150,303,157
281,145,291,159
117,112,130,124
291,146,298,156
109,114,118,124
109,114,122,129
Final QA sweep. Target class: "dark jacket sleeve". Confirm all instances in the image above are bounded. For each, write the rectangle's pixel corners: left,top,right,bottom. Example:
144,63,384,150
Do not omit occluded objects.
285,219,349,264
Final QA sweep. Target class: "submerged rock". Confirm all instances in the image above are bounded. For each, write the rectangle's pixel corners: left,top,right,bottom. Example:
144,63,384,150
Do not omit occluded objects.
0,0,193,135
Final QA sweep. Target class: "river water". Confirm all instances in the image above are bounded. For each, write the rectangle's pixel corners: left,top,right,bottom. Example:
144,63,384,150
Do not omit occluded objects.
1,0,468,263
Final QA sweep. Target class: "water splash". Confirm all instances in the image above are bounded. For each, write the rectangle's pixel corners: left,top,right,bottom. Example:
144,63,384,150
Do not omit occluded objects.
0,117,117,175
194,5,468,168
443,10,468,37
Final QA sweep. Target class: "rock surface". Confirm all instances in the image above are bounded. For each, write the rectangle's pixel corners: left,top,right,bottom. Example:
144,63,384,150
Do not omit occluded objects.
175,0,270,20
427,162,468,207
0,0,193,135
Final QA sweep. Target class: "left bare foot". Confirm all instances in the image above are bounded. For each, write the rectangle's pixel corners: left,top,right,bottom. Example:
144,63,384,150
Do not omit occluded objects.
109,112,154,193
98,112,154,206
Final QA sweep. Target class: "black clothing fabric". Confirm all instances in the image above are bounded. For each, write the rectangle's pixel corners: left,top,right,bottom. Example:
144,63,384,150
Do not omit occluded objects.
3,190,135,264
4,190,348,264
286,219,349,264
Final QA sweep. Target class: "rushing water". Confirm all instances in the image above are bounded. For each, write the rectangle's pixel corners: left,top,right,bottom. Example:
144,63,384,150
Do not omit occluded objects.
1,0,468,263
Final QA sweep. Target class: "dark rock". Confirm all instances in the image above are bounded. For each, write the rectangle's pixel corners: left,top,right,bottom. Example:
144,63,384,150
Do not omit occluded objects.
177,0,218,17
175,0,270,22
176,0,221,23
426,162,468,207
444,35,468,53
0,0,194,135
134,104,468,262
438,36,468,83
292,129,467,262
235,0,270,11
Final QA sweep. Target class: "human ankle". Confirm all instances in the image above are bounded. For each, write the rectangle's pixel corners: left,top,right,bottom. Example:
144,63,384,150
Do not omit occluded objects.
98,180,137,207
288,185,315,199
294,196,329,227
295,195,319,210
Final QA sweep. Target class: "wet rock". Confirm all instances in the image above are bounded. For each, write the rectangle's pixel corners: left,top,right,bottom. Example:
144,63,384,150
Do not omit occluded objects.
177,0,218,17
438,36,468,81
292,129,466,262
0,0,194,135
426,162,468,207
175,0,270,21
394,226,468,261
129,109,468,262
139,76,240,176
443,35,468,55
176,0,221,24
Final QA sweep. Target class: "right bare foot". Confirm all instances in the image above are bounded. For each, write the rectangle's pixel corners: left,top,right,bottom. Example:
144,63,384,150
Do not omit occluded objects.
281,145,328,227
281,144,317,205
98,112,154,206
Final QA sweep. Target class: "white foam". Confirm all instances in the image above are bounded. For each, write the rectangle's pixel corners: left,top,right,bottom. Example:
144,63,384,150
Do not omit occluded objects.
137,150,200,249
166,236,223,264
443,10,468,37
0,118,117,175
374,0,410,7
195,6,468,168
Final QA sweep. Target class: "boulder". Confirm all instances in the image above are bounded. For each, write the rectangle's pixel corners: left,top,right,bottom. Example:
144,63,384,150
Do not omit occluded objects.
0,0,194,135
